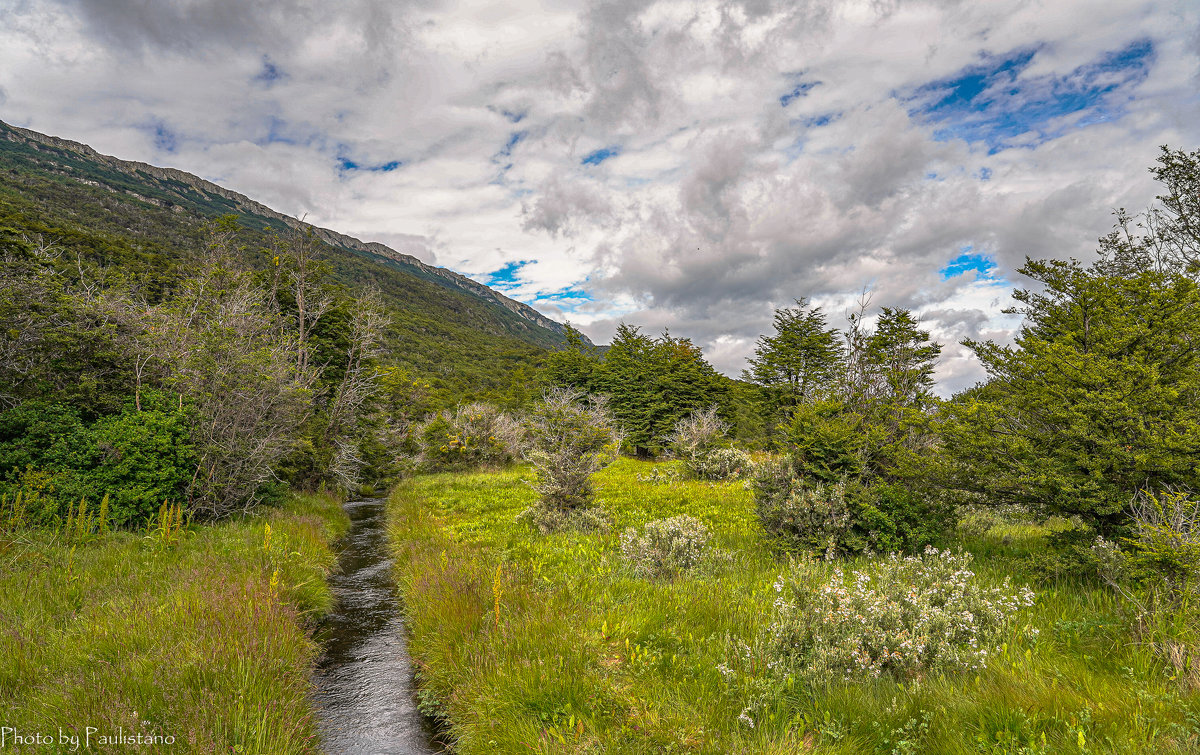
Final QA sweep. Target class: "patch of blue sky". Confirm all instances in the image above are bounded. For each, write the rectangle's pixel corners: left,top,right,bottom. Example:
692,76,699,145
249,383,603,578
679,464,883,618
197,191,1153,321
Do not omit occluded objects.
489,131,528,183
253,56,285,85
501,109,526,123
908,39,1153,153
486,260,531,289
534,285,594,312
780,79,820,108
497,130,527,159
781,113,840,162
940,248,998,280
582,146,620,166
150,121,177,153
337,156,403,173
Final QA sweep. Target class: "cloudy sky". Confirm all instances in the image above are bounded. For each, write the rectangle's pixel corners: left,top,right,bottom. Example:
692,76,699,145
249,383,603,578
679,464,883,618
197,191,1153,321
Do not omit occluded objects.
2,0,1198,392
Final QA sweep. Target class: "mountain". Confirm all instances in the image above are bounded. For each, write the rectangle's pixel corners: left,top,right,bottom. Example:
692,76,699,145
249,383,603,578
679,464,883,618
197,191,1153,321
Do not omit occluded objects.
0,119,583,403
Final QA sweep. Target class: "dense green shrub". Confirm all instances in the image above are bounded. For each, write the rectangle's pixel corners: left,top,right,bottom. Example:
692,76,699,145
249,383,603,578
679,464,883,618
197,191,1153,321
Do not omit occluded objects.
767,548,1035,682
620,514,714,578
752,457,949,556
85,403,195,526
785,401,865,482
0,398,195,527
416,402,523,470
1127,489,1200,599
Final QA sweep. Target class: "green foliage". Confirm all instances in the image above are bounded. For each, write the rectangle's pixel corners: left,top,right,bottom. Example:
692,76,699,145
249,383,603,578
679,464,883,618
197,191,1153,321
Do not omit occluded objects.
944,258,1200,534
593,324,729,456
745,299,843,423
940,149,1200,535
543,323,600,391
0,398,194,527
85,400,195,526
752,458,949,556
785,400,865,482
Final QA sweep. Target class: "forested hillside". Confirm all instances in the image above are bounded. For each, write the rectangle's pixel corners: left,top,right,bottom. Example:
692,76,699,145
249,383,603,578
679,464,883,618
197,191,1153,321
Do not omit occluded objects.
0,119,575,405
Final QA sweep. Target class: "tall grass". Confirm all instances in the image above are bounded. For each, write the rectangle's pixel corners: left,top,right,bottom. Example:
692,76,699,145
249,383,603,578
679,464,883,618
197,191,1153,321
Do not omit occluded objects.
0,492,348,754
389,458,1200,753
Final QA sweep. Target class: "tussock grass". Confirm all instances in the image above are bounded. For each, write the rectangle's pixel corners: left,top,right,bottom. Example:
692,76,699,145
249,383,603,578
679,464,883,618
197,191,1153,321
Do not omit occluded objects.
389,458,1200,753
0,492,348,754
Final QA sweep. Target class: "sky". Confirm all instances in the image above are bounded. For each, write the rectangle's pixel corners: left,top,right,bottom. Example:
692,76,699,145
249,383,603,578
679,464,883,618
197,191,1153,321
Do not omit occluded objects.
2,0,1198,394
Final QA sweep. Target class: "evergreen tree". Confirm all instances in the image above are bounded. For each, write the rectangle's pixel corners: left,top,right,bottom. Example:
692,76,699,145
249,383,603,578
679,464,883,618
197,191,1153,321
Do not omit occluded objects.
595,324,727,455
744,299,843,442
944,239,1200,534
543,323,600,392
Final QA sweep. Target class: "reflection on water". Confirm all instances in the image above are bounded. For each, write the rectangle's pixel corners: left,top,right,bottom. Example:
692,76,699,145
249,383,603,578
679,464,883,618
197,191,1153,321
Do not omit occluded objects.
314,498,438,755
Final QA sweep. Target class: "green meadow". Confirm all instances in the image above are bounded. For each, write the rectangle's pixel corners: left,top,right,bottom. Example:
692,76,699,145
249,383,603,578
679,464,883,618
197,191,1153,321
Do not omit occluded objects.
0,493,348,754
389,459,1200,754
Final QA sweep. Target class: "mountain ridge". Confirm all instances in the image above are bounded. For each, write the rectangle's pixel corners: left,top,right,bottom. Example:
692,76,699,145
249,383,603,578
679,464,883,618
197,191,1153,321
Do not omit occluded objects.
0,119,582,343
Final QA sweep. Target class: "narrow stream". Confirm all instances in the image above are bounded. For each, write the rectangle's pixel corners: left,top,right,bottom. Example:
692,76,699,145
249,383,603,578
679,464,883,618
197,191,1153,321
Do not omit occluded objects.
313,498,438,755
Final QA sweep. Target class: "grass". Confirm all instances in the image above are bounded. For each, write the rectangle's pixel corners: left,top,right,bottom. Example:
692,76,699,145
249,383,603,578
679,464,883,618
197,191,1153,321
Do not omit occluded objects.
388,458,1200,754
0,491,349,754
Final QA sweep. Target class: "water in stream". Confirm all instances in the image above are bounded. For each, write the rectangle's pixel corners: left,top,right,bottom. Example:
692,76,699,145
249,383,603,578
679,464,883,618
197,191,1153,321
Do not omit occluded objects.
313,498,438,755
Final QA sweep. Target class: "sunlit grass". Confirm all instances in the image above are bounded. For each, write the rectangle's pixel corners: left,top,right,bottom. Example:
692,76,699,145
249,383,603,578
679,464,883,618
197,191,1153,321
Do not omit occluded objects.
0,492,348,754
389,458,1200,753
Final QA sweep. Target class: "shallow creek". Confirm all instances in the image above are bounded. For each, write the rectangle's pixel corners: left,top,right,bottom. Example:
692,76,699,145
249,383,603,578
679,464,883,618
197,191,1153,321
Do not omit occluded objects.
313,498,438,755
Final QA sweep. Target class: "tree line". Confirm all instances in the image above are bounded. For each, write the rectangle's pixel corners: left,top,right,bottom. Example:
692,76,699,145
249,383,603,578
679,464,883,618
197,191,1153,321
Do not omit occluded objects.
542,146,1200,551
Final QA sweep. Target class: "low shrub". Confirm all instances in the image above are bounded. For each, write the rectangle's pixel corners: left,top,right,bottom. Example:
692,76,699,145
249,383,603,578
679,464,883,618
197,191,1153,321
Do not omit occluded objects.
620,514,713,578
521,388,621,534
1092,489,1200,688
515,504,612,536
752,458,950,557
416,402,523,470
1127,488,1200,601
767,547,1035,682
691,447,753,481
636,466,681,485
667,406,725,457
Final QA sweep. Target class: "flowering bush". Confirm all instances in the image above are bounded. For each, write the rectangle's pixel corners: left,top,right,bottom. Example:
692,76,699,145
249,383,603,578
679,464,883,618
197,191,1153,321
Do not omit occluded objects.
637,466,681,485
690,448,753,481
416,402,524,470
620,514,713,578
767,547,1035,682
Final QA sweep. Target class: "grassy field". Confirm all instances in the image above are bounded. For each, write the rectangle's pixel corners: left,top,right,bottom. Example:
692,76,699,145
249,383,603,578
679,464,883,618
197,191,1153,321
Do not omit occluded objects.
388,458,1200,754
0,492,349,754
